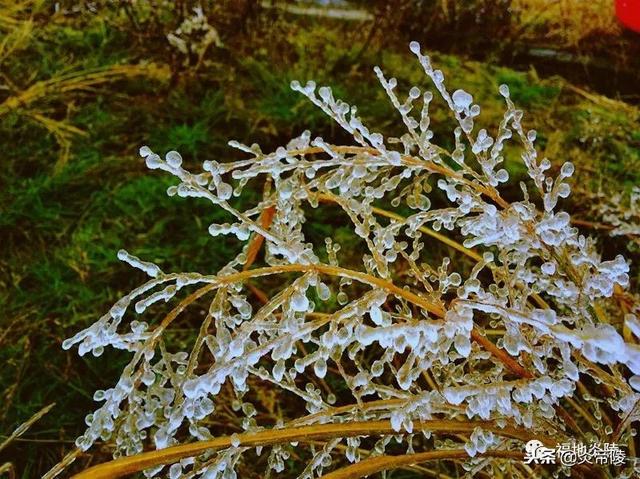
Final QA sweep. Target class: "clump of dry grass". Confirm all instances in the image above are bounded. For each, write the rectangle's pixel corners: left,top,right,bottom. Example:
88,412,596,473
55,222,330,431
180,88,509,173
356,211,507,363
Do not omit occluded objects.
0,0,171,173
0,63,170,172
0,402,55,478
512,0,621,47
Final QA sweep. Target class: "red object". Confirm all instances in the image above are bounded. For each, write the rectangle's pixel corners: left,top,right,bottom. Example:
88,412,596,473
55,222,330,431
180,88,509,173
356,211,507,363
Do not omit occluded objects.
616,0,640,32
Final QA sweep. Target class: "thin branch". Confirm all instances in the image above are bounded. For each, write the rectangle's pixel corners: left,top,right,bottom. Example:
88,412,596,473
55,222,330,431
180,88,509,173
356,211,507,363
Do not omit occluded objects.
0,402,56,454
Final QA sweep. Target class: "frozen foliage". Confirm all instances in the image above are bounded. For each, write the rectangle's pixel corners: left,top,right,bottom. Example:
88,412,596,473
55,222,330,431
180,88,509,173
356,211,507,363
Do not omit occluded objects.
581,186,640,252
167,5,222,64
64,43,640,478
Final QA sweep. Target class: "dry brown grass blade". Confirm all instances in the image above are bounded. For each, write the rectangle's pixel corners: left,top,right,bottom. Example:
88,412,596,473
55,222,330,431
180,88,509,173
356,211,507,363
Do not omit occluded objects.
291,144,509,209
71,419,539,479
0,64,170,117
243,205,276,271
0,462,15,479
287,397,569,446
0,0,39,29
0,13,20,28
245,282,270,304
565,85,639,118
308,440,452,478
0,16,31,62
41,448,82,479
317,449,525,479
470,331,531,378
242,181,275,303
24,112,87,172
0,402,55,454
0,63,170,171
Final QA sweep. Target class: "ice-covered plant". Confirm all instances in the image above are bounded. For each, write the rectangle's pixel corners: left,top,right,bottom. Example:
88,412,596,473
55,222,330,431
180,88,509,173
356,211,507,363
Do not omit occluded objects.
61,43,639,478
578,186,640,252
167,5,222,66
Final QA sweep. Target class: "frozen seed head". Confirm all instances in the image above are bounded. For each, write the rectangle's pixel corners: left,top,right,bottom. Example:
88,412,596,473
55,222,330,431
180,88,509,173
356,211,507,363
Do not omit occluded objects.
495,169,509,183
165,150,183,168
316,282,331,301
217,182,233,200
303,80,316,95
369,305,384,325
117,249,162,278
139,145,152,157
452,89,473,113
561,161,575,178
145,153,163,169
541,262,556,275
291,291,310,312
318,86,332,102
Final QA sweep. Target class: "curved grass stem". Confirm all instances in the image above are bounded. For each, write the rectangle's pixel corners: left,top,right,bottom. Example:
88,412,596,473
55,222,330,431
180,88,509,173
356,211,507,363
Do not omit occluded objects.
71,419,539,479
317,449,525,479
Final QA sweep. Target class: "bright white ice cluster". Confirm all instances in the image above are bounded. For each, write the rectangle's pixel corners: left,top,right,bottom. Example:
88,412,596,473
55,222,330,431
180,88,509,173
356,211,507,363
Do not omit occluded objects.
166,5,222,64
583,186,640,250
63,43,639,478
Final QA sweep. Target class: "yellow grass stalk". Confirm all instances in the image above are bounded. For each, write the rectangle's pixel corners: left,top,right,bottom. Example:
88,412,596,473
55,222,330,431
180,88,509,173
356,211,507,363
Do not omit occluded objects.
0,402,55,454
512,0,620,47
0,64,170,117
0,63,170,171
0,17,31,62
71,419,540,479
318,449,525,479
308,440,451,478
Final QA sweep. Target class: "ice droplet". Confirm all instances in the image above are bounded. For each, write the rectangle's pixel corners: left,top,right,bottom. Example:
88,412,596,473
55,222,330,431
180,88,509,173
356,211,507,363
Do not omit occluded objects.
165,150,183,168
370,305,384,325
452,89,473,113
